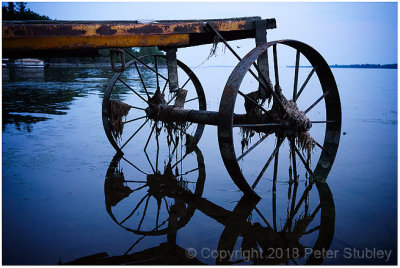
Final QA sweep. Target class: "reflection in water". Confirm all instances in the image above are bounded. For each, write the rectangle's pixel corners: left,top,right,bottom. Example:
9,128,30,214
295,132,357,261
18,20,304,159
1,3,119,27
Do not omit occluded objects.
64,129,335,265
2,66,113,131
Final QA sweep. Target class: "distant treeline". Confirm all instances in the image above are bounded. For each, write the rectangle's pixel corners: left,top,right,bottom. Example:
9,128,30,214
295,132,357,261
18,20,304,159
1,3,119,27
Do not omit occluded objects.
2,2,50,20
287,64,397,69
330,64,397,69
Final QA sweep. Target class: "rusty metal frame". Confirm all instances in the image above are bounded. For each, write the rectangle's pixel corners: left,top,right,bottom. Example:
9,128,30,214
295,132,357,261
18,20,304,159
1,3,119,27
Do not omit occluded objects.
3,17,276,58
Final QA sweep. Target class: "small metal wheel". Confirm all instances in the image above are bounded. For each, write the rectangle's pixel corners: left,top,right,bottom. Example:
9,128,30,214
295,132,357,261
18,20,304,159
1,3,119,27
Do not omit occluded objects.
216,180,335,265
104,136,206,237
102,54,206,153
218,40,341,197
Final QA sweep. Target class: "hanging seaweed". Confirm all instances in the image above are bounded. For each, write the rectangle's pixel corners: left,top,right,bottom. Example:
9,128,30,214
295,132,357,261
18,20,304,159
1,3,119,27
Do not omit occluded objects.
109,100,131,140
296,131,316,160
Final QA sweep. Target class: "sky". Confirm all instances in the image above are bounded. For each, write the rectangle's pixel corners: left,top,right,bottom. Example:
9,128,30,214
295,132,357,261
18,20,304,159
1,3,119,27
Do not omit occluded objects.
15,2,399,66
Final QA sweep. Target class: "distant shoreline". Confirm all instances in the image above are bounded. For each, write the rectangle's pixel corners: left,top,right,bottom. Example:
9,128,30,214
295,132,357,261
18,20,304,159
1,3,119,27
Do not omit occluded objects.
287,64,397,69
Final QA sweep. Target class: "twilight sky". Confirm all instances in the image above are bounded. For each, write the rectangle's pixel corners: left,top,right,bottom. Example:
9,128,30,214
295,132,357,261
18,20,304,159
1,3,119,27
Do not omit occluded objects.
21,2,398,66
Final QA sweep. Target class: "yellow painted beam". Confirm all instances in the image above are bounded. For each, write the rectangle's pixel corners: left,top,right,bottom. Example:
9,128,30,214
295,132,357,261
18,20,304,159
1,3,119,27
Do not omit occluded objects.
3,34,190,50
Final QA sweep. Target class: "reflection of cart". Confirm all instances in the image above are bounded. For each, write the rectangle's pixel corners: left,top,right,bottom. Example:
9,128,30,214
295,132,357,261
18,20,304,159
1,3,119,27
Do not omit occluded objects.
3,17,341,198
63,147,335,265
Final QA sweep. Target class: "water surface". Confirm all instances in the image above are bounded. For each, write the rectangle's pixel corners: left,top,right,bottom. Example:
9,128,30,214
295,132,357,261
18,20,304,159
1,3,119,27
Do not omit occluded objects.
2,65,397,264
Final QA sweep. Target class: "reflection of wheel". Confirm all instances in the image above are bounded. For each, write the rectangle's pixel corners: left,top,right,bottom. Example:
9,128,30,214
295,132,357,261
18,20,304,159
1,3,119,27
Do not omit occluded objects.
102,54,206,153
104,141,206,236
218,40,341,197
217,180,335,265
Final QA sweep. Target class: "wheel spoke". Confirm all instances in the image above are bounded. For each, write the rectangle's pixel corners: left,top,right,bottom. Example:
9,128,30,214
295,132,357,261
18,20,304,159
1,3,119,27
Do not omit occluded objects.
288,181,298,232
292,184,313,218
134,62,151,99
119,193,149,225
237,134,268,161
290,139,298,183
181,167,199,176
238,90,269,114
311,204,321,218
310,120,334,124
144,150,156,174
293,145,313,176
251,136,285,189
120,118,149,150
181,76,191,89
185,97,198,103
167,93,177,105
287,140,299,232
124,115,147,125
272,144,279,231
144,124,156,151
124,234,146,255
155,130,160,172
163,197,170,214
295,67,316,101
171,152,189,170
122,156,148,175
117,78,149,105
315,140,331,155
155,200,161,230
137,195,151,231
130,184,148,193
282,183,313,232
125,216,169,255
154,56,160,90
161,79,169,94
254,207,272,229
123,48,168,81
304,91,329,114
303,225,320,235
273,44,279,87
128,105,147,111
293,50,300,101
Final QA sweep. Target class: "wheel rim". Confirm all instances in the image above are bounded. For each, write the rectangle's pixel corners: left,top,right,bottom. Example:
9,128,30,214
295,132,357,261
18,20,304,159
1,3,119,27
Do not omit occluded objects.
218,40,341,198
102,54,206,153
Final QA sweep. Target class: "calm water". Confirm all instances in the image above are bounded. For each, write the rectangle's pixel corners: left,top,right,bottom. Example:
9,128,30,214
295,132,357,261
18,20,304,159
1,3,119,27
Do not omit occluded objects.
2,64,397,264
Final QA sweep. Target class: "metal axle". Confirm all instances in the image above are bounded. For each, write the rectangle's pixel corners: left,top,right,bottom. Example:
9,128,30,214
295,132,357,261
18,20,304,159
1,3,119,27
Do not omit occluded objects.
145,104,311,133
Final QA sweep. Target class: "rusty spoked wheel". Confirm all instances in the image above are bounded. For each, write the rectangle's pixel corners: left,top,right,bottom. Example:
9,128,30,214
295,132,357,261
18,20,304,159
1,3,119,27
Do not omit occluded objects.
102,54,206,153
218,40,341,198
104,140,206,236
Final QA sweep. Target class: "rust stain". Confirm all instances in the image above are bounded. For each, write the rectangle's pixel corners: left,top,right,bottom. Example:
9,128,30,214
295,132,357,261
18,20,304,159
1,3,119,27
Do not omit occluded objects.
95,25,117,35
3,34,190,50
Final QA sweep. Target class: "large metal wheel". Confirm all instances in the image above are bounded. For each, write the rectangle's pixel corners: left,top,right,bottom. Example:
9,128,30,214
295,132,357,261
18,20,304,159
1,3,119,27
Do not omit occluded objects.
102,54,206,153
218,40,341,197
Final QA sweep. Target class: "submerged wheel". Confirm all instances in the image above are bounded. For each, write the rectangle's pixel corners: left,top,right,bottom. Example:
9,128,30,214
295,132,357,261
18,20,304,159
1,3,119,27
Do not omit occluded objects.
218,40,341,197
102,54,206,153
